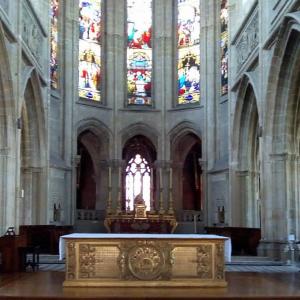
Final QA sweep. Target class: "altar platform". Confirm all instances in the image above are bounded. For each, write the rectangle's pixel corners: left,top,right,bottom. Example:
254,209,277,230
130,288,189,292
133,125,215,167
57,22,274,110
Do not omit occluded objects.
59,233,231,288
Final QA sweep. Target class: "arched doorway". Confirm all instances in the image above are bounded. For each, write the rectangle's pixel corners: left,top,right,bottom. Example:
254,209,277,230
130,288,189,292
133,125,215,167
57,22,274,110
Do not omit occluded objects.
182,142,202,211
76,140,96,210
171,130,202,227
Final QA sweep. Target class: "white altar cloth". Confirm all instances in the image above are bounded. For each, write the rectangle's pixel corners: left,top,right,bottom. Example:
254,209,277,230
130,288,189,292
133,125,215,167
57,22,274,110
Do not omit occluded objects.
59,233,231,262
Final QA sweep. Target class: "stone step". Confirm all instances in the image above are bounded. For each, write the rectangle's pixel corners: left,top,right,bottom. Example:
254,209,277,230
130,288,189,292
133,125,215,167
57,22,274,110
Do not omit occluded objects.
228,256,285,266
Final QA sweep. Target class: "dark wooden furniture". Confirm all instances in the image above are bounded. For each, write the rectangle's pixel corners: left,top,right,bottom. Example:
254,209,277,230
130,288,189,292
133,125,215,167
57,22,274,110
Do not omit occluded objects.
0,225,73,272
19,245,40,271
19,225,73,255
0,235,27,272
205,226,261,256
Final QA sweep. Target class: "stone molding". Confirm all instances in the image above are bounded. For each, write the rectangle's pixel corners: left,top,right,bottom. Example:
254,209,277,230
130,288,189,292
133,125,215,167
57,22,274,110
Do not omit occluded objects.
232,5,259,73
0,0,8,14
21,0,47,70
269,152,298,161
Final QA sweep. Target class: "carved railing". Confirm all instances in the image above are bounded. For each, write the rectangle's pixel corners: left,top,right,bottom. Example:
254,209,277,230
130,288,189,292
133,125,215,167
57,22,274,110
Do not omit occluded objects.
182,210,203,223
76,209,105,221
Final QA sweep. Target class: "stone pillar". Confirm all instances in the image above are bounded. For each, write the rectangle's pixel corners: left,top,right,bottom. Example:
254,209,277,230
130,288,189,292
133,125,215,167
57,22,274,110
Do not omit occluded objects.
0,147,17,235
259,153,298,260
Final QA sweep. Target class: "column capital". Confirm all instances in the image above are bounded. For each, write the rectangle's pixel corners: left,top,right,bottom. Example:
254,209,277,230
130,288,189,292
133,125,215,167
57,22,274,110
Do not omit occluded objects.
270,152,297,162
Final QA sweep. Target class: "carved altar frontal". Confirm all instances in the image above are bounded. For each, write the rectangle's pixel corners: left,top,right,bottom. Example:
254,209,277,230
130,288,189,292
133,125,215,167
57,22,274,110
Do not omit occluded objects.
61,234,228,287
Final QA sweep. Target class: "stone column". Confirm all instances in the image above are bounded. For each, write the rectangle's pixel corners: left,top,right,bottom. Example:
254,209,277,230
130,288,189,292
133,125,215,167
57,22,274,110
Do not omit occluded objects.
259,152,298,260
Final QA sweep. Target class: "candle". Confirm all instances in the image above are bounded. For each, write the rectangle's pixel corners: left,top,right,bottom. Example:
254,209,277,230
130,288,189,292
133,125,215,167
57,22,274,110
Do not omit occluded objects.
169,167,172,189
108,166,111,188
193,214,197,234
159,168,162,188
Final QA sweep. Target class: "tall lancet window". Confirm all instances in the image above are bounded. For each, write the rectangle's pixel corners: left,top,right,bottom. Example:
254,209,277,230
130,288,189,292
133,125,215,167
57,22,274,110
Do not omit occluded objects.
50,0,59,89
177,0,200,105
79,0,101,101
127,0,152,105
125,154,151,211
220,0,228,95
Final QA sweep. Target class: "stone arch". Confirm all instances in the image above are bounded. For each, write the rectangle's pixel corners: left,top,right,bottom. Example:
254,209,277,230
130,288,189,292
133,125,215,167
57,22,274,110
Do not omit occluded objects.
231,75,260,227
75,119,111,211
263,13,300,245
20,69,48,225
120,122,159,155
0,21,16,234
169,122,202,216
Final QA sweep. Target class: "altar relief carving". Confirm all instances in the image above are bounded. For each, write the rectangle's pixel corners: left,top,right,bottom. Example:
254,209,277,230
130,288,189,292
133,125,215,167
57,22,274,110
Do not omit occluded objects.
63,237,228,287
118,240,173,281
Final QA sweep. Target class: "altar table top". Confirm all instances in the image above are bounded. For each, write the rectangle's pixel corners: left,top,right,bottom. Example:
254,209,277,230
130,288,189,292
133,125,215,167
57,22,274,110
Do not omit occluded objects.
59,233,231,262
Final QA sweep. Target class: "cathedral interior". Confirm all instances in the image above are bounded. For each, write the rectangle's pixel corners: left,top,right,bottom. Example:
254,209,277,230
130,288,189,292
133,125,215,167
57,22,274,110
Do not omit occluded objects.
1,0,300,297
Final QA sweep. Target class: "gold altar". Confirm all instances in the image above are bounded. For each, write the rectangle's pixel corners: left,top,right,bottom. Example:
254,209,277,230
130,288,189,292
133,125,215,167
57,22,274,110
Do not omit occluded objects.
104,212,177,234
61,234,228,287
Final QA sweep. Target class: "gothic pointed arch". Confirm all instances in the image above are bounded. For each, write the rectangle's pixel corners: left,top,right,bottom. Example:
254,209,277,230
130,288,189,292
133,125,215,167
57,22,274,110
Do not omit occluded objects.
263,13,300,244
231,76,260,227
122,135,157,211
76,119,111,211
120,122,159,154
20,69,48,224
170,124,202,215
0,21,16,234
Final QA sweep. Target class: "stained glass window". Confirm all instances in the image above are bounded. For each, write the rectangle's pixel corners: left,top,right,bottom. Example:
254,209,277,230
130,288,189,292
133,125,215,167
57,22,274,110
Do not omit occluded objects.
221,0,228,95
125,154,151,211
127,0,152,105
177,0,200,105
50,0,59,89
79,0,101,101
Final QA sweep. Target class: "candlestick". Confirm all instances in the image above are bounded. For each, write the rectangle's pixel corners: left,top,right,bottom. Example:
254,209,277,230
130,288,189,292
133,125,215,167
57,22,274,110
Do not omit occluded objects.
159,168,162,188
118,166,121,188
169,167,172,189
